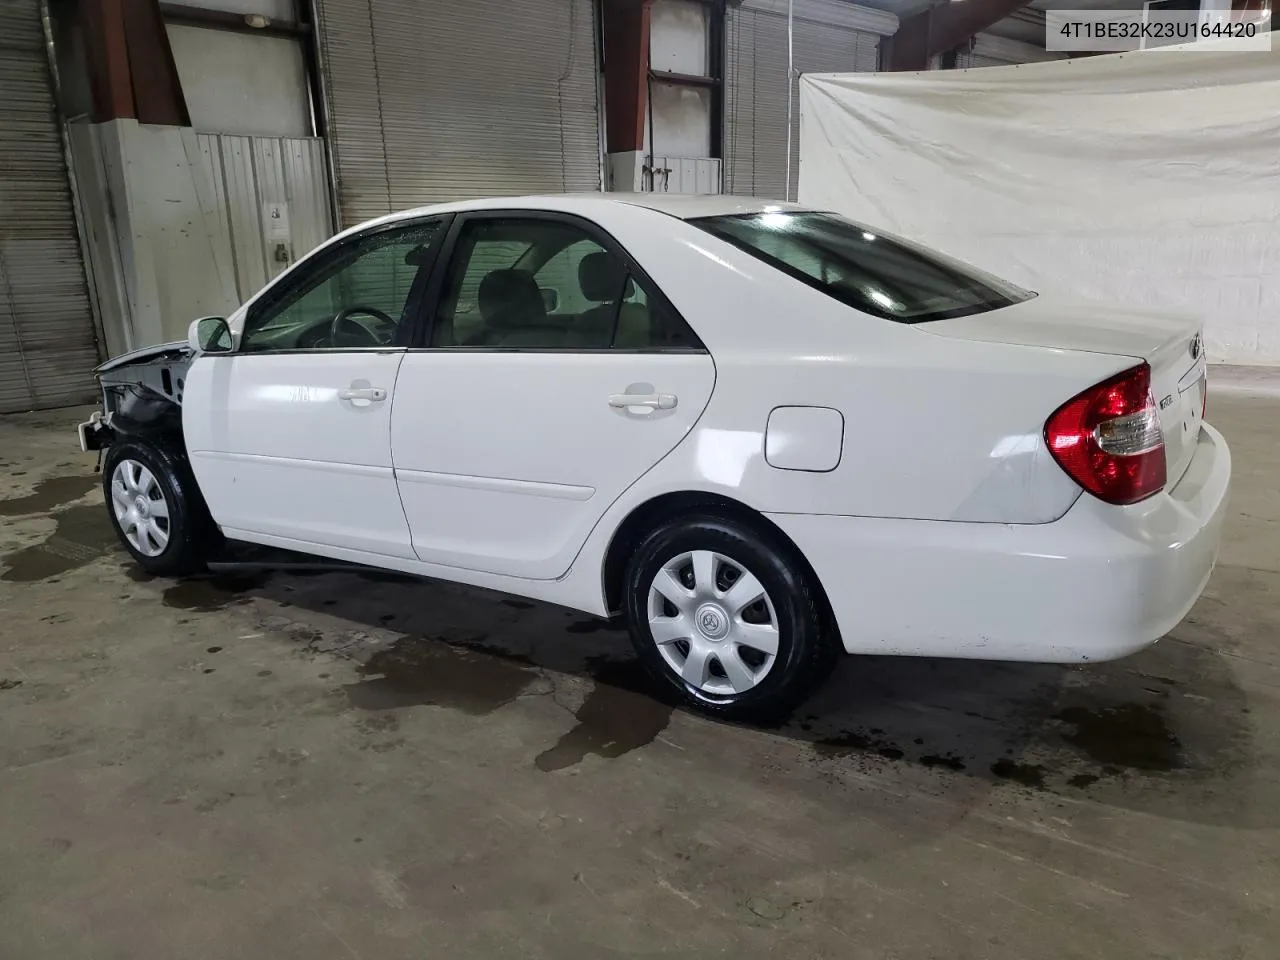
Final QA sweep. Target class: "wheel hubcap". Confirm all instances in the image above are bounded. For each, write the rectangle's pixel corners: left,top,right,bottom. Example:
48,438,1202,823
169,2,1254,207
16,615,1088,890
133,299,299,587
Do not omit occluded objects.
110,459,171,558
646,550,781,700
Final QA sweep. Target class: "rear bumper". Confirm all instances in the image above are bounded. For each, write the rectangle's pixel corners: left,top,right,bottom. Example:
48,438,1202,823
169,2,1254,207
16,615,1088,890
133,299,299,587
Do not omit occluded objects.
768,423,1231,663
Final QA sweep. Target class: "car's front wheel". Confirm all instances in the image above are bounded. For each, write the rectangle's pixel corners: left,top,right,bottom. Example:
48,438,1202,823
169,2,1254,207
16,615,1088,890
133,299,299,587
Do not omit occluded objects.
622,512,838,723
103,439,215,577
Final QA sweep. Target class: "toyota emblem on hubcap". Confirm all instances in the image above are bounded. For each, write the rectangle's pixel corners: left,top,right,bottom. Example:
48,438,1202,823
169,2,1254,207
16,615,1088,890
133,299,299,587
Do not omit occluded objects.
694,603,730,641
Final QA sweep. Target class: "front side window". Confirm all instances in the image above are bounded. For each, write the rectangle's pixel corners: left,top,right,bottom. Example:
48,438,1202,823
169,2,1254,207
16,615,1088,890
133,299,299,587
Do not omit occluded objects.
430,217,699,350
240,220,445,352
692,211,1033,324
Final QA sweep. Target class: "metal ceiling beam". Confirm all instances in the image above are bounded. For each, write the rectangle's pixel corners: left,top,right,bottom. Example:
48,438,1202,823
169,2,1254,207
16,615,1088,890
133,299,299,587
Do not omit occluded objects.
79,0,190,125
883,0,1032,71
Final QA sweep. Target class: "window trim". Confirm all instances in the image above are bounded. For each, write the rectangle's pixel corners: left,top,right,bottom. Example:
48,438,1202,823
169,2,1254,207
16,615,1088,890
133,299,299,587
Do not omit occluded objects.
408,209,707,354
235,213,455,356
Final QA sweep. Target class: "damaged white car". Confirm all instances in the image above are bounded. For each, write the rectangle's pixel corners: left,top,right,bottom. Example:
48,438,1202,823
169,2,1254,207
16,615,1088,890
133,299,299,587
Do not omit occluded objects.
80,194,1231,720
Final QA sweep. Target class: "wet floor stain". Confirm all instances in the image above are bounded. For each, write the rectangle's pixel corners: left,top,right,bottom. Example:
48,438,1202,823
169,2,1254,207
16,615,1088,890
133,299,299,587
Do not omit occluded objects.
534,658,673,772
0,475,99,517
344,634,536,715
990,758,1046,789
1054,703,1183,771
161,575,268,613
814,730,917,764
501,598,535,610
1,504,118,582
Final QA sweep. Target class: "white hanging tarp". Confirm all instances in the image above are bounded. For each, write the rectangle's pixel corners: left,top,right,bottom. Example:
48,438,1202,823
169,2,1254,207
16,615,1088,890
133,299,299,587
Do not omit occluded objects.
798,44,1280,364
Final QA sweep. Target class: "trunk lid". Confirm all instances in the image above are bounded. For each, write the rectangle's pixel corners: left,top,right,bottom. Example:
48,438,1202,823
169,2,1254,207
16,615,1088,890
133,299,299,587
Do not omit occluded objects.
925,296,1207,488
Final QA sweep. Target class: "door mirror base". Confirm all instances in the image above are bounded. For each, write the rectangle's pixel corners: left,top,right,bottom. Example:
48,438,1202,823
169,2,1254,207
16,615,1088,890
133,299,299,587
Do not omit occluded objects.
188,316,233,354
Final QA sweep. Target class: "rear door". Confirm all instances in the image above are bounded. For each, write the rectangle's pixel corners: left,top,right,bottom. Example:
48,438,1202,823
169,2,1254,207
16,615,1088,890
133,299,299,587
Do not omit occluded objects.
390,211,716,580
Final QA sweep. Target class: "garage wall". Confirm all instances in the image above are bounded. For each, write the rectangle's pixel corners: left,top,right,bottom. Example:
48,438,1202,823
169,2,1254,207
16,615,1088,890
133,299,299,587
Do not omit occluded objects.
643,0,722,194
315,0,602,228
0,0,100,413
724,0,896,200
67,121,242,355
166,24,311,140
196,133,333,299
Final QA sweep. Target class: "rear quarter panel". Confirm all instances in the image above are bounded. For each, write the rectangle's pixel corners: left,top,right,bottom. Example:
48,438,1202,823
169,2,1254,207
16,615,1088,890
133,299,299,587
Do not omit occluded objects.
588,205,1133,523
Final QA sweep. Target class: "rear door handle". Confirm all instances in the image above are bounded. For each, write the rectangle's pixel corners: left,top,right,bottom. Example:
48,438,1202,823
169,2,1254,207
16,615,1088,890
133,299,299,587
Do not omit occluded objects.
608,393,677,411
338,387,387,402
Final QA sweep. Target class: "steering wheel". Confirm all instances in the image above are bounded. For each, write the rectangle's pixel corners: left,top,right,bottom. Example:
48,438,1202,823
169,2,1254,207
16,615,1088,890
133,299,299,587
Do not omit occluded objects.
328,306,396,347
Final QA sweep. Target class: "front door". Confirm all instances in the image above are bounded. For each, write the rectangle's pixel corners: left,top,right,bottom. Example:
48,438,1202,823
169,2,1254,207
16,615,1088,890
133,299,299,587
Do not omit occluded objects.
184,217,449,558
390,212,716,580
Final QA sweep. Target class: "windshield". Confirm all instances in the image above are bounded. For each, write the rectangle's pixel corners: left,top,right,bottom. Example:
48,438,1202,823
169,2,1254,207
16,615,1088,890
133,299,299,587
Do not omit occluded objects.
691,211,1033,324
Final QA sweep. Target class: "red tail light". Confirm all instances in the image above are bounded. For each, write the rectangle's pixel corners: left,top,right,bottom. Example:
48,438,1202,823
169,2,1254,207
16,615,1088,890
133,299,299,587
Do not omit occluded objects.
1044,363,1166,506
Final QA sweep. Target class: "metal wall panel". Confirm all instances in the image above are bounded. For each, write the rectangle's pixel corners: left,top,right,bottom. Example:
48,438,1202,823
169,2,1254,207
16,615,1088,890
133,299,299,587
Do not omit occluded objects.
0,0,99,412
650,156,722,194
954,32,1068,68
725,0,891,201
196,133,333,302
315,0,602,229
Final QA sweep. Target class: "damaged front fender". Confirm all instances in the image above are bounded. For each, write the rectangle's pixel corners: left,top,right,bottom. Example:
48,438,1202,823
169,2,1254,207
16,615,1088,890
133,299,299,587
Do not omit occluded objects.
81,341,194,451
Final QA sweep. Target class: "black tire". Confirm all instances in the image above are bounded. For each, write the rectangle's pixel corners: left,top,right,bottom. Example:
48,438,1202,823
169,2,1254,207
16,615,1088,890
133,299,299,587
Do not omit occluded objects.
621,511,839,724
102,438,217,577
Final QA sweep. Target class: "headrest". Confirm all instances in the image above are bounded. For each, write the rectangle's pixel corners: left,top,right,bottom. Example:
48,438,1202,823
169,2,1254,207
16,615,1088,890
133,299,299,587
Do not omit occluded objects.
477,269,545,329
578,251,633,302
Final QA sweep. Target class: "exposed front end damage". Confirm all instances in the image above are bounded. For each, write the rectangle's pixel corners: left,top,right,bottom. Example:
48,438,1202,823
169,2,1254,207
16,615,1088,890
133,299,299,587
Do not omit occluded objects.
78,341,193,453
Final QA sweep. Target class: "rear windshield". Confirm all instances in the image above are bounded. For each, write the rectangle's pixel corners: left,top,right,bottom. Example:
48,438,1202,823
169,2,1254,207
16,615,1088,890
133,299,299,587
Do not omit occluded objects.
691,211,1033,324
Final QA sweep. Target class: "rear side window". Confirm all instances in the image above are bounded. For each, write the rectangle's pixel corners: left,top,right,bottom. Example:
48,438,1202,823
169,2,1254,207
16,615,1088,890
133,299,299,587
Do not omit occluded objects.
429,217,702,351
692,211,1033,324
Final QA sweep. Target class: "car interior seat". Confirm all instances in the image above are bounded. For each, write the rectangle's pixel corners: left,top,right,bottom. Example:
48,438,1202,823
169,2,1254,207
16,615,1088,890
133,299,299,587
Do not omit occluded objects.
577,252,650,348
472,268,548,346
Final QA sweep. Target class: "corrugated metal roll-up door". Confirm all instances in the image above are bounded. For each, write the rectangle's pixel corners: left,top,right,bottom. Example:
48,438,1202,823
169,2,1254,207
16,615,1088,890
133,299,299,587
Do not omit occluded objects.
954,51,1005,68
725,0,894,201
314,0,602,229
0,0,99,413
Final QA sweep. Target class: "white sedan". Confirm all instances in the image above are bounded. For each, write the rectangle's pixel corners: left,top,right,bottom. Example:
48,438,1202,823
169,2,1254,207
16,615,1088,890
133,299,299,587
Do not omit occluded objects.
80,195,1231,721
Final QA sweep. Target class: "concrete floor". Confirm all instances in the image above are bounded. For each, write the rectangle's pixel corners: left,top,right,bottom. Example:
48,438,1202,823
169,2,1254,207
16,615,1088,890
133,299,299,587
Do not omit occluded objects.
0,391,1277,960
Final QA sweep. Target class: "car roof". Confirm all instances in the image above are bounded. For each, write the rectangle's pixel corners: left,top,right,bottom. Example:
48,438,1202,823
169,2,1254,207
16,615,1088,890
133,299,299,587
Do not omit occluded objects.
589,193,811,219
356,193,812,230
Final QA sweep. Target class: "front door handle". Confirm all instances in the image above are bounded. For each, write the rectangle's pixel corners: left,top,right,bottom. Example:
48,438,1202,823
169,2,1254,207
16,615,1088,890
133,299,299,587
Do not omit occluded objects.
338,386,387,402
608,393,677,411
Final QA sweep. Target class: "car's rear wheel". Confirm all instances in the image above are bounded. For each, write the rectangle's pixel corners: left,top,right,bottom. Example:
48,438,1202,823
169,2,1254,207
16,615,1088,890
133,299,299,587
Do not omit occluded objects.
103,439,215,577
622,512,838,723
